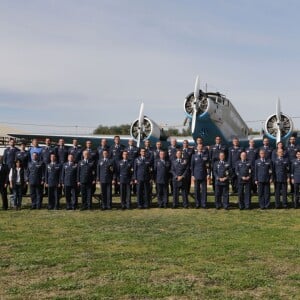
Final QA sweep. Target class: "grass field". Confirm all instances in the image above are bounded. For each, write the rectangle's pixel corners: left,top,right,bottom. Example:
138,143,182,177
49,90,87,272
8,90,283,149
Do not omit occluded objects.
0,194,299,299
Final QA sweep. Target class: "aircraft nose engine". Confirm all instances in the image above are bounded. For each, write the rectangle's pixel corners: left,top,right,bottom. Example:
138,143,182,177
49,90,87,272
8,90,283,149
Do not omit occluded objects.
264,113,293,141
184,93,209,117
130,109,162,145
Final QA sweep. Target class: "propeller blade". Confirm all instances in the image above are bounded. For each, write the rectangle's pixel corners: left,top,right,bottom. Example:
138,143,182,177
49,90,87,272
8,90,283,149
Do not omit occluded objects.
138,102,144,128
194,75,200,100
191,108,197,133
137,102,144,148
276,98,281,144
276,98,281,124
191,76,200,134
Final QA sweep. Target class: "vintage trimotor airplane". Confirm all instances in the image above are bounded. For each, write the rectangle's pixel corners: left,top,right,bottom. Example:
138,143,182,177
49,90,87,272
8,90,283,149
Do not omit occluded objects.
8,76,298,148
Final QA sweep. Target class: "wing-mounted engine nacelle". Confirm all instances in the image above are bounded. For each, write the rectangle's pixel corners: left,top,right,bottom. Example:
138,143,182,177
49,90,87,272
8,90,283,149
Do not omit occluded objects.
130,116,163,144
264,113,294,141
184,91,209,118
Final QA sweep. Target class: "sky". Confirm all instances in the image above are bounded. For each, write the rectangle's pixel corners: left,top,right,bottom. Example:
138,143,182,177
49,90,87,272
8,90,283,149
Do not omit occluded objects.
0,0,300,134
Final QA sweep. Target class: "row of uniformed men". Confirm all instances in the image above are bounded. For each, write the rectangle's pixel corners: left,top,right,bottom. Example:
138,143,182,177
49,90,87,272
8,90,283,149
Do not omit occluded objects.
1,135,300,210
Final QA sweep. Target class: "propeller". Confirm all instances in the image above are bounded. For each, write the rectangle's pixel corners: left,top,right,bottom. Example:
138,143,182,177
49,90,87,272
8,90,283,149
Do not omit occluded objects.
191,75,200,133
276,98,282,144
137,102,144,148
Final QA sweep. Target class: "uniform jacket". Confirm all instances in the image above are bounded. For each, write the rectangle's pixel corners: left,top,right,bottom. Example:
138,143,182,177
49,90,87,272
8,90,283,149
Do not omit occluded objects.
154,159,171,184
171,159,188,180
133,157,152,182
228,146,244,169
45,163,62,187
77,159,96,184
213,160,231,185
254,159,272,183
62,162,78,187
291,159,300,183
3,147,19,169
41,146,57,165
235,160,252,183
15,151,30,169
97,158,114,183
191,152,209,181
209,144,227,163
68,146,83,163
116,160,133,184
273,157,289,182
27,160,45,185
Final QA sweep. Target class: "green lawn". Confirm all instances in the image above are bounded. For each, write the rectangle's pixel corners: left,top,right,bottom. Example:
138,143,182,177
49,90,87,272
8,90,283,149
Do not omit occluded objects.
0,195,299,299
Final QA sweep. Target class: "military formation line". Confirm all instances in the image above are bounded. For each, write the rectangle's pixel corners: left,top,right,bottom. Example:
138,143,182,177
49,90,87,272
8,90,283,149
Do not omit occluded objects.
1,134,300,211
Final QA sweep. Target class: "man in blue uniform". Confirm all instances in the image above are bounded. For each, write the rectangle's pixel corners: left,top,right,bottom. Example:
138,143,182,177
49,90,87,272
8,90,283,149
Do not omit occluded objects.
191,144,210,208
111,136,125,195
228,137,244,193
83,140,98,195
154,151,170,208
77,150,96,210
182,140,194,195
273,148,289,208
168,138,179,194
116,151,133,209
45,154,62,210
213,152,231,209
125,139,139,164
3,138,19,170
97,138,111,160
291,150,300,208
236,151,252,210
171,150,189,208
68,139,82,164
255,150,273,209
209,136,227,191
83,140,98,163
125,139,139,195
0,156,9,210
41,138,56,165
133,148,152,209
286,136,298,193
153,141,164,163
259,137,273,160
62,154,78,210
27,152,45,209
245,139,259,194
97,150,114,210
56,138,68,165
